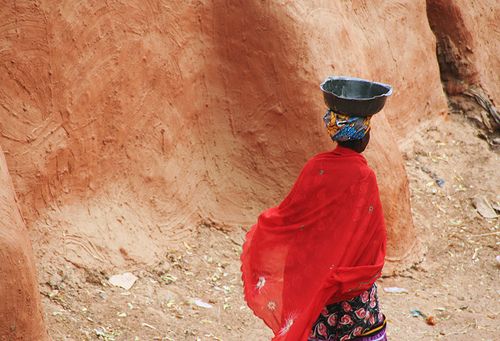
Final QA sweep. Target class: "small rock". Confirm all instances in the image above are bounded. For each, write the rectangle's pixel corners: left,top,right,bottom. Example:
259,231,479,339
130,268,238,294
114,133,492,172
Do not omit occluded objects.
48,273,63,289
159,261,172,273
48,290,59,298
157,288,178,302
426,316,437,326
153,261,172,276
435,178,445,188
94,327,108,337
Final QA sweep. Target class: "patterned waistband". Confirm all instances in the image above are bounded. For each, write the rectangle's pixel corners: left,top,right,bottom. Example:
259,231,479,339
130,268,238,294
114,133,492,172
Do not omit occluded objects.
354,320,387,341
307,320,387,341
360,318,386,337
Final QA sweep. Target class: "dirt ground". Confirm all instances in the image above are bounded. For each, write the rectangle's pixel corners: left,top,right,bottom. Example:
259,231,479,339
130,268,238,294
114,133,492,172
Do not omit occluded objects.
35,114,499,341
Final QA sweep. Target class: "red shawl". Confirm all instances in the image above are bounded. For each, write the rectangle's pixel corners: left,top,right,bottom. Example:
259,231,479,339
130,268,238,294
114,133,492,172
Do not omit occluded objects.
241,146,386,340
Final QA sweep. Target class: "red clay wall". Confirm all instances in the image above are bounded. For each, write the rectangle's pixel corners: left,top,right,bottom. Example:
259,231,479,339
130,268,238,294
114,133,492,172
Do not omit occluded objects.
0,1,451,270
427,0,500,103
0,147,48,340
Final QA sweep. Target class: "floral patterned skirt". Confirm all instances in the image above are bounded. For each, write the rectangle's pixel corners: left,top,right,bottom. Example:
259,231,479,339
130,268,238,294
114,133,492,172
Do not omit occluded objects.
309,284,384,341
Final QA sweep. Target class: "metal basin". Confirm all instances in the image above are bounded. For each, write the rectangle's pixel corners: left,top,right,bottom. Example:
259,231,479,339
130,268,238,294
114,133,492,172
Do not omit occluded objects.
320,76,393,116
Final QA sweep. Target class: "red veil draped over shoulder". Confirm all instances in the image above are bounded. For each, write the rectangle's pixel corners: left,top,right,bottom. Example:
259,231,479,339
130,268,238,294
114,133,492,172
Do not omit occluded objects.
241,146,386,340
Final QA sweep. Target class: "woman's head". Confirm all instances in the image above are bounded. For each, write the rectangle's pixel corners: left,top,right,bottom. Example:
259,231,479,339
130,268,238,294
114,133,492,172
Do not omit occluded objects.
323,109,372,152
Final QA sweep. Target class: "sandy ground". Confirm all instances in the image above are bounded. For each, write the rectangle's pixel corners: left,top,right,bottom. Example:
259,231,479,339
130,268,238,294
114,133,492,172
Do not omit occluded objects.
36,114,499,340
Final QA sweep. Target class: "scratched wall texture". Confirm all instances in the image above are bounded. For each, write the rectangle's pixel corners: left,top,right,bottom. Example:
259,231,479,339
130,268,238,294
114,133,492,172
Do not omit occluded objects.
0,0,449,272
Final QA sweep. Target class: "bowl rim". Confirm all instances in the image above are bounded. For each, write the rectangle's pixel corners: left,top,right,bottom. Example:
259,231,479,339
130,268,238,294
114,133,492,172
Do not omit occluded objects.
320,76,393,101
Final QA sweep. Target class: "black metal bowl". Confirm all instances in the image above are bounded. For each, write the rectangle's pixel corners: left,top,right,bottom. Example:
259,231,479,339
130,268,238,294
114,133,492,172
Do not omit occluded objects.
320,76,393,117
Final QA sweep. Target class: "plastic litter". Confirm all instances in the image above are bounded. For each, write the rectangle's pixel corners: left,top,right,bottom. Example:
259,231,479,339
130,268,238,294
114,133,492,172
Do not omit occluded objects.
383,287,408,294
108,272,138,290
141,322,157,330
410,309,425,318
193,298,213,309
473,196,498,219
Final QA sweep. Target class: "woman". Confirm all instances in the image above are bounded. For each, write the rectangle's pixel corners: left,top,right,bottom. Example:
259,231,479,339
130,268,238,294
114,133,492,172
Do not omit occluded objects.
241,109,387,340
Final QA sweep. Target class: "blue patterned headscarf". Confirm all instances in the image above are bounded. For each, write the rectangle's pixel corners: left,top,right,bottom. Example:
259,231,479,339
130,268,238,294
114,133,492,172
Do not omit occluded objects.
323,109,371,142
